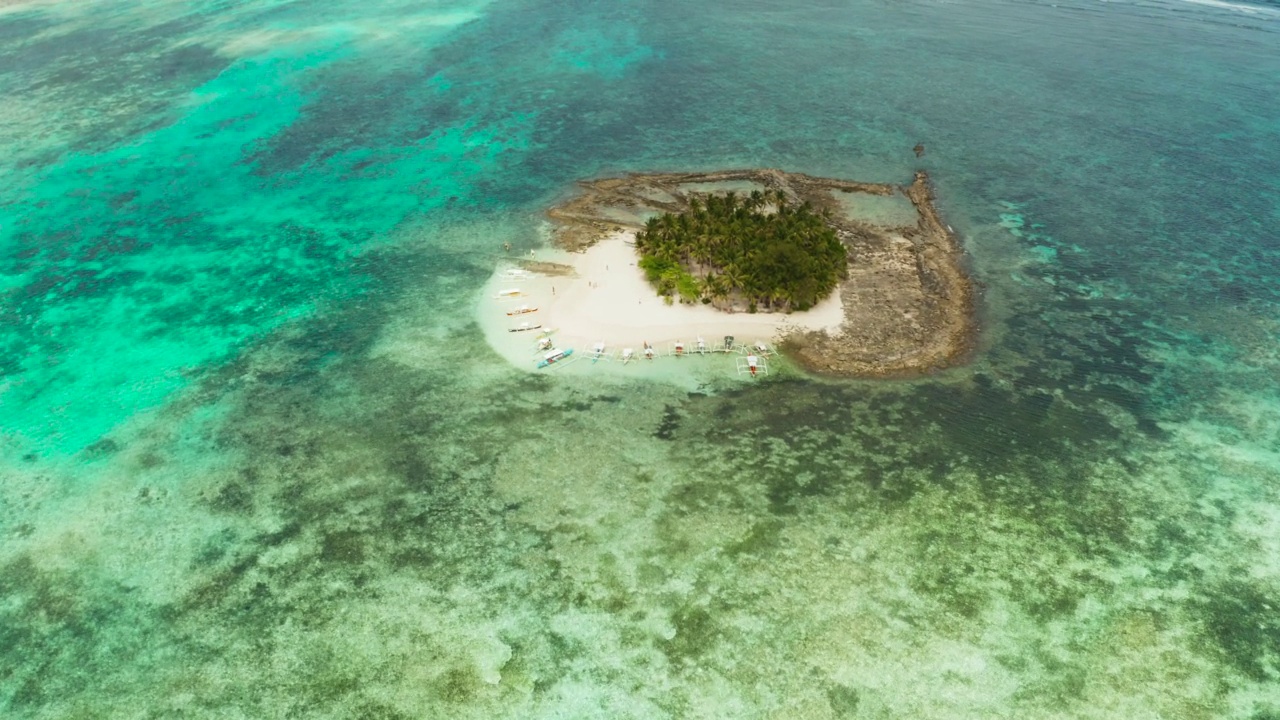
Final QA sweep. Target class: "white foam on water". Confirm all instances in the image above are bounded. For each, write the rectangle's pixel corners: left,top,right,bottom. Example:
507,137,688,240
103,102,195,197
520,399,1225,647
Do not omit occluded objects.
1173,0,1280,15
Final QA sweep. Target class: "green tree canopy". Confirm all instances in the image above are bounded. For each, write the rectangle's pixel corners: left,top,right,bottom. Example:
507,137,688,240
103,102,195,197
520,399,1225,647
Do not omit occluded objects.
634,190,847,312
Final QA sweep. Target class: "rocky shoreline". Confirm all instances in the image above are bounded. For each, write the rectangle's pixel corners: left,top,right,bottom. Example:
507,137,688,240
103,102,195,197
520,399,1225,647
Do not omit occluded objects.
545,168,977,378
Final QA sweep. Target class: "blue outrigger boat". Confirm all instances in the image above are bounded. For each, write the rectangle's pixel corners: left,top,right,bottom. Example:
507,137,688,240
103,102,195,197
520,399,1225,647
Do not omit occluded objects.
536,347,573,369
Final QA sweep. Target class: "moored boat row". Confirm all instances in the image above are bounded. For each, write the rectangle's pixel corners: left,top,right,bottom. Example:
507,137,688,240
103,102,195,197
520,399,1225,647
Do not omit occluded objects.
493,271,768,377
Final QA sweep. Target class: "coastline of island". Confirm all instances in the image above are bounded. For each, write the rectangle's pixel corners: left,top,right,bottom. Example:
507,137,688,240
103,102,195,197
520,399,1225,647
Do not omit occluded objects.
480,167,976,378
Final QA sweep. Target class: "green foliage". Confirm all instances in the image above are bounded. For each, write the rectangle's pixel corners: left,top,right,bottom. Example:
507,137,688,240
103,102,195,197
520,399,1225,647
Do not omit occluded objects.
634,189,847,311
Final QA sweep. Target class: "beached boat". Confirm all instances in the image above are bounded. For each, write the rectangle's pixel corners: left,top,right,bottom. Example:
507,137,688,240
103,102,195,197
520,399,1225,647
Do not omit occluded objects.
494,288,523,298
509,322,542,333
506,305,538,316
536,347,574,368
736,354,767,378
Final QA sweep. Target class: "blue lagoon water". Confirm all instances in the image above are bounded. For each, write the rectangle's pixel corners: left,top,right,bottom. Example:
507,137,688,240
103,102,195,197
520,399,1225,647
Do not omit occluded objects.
2,0,1279,716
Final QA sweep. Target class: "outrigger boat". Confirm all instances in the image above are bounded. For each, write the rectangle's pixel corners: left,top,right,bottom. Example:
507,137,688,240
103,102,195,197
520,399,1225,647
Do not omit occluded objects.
506,305,538,316
509,321,542,333
536,347,574,369
589,341,607,363
736,353,768,378
643,341,655,360
494,288,523,298
621,348,634,365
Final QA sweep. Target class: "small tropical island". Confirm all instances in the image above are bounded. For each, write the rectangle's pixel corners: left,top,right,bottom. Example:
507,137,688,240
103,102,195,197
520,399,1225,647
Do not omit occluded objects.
635,191,847,313
479,167,976,378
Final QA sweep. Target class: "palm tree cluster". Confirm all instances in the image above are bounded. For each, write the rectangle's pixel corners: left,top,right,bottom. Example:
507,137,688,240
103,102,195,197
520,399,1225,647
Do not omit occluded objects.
634,189,847,312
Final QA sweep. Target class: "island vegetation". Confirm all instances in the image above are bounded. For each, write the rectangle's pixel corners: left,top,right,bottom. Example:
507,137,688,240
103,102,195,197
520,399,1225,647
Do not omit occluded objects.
634,190,847,312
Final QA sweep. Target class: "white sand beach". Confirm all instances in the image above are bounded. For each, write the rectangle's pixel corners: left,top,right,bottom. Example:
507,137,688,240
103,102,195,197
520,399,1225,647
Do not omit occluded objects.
478,231,843,374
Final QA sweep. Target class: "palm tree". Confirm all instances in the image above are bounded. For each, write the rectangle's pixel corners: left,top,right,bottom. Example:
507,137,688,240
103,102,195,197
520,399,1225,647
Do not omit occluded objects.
633,186,845,311
705,272,728,306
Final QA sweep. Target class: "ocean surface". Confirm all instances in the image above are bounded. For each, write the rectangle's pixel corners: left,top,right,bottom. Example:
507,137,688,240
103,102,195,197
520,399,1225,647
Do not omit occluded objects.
2,0,1278,717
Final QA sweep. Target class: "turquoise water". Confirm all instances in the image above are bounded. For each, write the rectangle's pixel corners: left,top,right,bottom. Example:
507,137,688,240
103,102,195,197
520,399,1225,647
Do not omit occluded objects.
2,0,1279,717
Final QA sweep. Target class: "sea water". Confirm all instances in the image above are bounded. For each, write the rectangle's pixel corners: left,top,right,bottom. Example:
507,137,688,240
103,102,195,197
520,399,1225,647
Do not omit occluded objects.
2,0,1279,717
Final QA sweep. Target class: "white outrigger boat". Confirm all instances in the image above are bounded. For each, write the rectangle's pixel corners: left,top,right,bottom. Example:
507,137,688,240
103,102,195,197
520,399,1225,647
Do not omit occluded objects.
536,347,574,369
509,321,543,333
494,288,523,298
506,304,538,316
620,348,635,365
588,341,608,363
736,354,768,378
